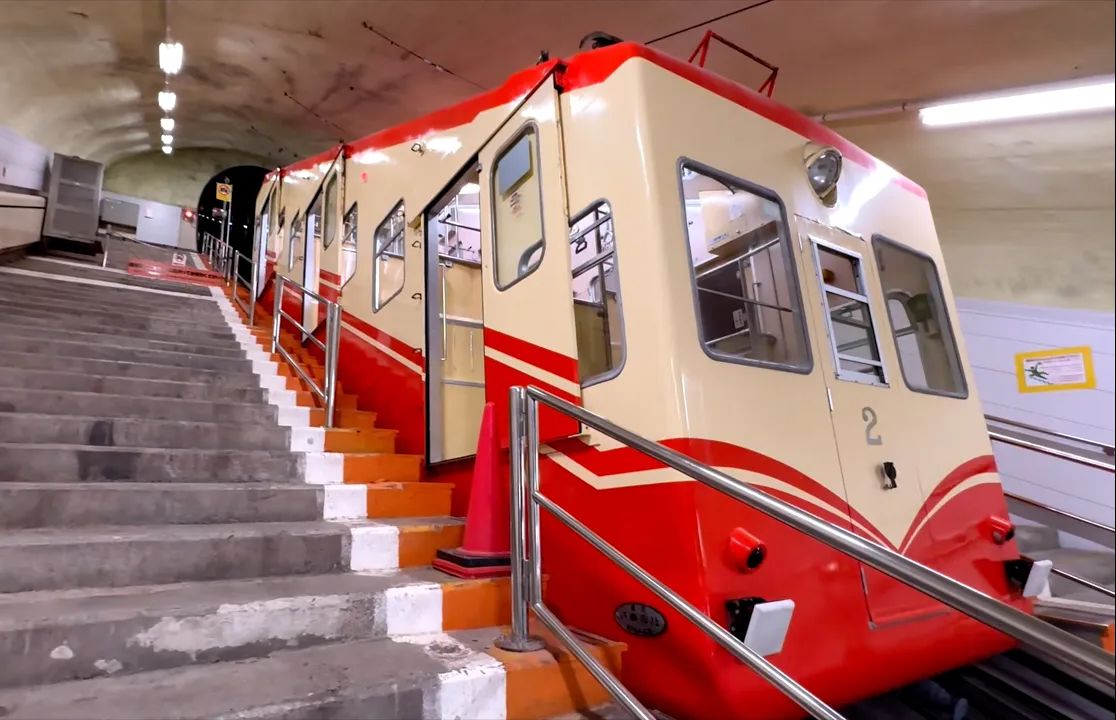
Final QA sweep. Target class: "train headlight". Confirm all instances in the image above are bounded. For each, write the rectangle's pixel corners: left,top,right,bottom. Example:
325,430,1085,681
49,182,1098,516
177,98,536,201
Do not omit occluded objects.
805,146,842,206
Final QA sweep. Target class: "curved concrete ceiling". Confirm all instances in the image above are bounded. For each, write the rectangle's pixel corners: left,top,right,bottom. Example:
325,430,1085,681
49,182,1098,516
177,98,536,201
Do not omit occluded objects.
1,0,1112,167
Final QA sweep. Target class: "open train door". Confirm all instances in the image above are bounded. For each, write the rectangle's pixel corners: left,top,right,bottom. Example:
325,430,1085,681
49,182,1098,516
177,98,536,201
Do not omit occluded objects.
478,78,583,447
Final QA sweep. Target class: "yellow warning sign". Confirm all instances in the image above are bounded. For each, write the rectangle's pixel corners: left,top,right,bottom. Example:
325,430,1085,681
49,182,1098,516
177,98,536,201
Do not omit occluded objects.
216,183,232,202
1015,346,1095,394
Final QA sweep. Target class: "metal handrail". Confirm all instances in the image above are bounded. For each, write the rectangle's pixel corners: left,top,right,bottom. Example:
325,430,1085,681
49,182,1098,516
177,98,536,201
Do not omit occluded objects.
986,414,1115,455
501,385,1115,719
1005,492,1115,536
987,430,1115,473
230,248,258,325
270,274,341,427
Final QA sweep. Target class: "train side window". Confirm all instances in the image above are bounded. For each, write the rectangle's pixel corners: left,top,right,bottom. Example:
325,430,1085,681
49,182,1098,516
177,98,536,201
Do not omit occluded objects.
373,200,405,311
569,201,624,385
340,202,358,287
322,174,338,249
288,211,301,271
873,236,967,397
812,242,888,385
492,126,544,289
678,161,811,371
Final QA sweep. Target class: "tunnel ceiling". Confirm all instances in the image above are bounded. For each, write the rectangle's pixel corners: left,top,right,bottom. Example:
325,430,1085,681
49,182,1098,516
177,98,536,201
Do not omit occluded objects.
1,0,1112,168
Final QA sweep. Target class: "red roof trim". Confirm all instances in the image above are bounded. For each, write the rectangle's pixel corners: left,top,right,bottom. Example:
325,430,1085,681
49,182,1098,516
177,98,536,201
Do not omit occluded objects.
277,45,923,200
561,43,926,199
281,144,345,176
344,61,559,157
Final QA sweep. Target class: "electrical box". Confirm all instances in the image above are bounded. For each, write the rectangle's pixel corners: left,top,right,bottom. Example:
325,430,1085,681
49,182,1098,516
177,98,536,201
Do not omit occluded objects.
43,153,103,244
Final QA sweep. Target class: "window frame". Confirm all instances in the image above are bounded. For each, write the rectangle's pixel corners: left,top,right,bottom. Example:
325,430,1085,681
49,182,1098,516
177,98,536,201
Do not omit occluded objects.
491,123,546,291
871,234,969,399
675,157,814,375
810,236,889,387
340,200,359,289
322,172,339,250
287,210,301,271
569,199,627,387
372,199,406,312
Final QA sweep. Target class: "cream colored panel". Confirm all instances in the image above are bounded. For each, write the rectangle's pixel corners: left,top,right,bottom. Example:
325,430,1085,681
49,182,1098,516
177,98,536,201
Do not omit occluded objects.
442,383,485,459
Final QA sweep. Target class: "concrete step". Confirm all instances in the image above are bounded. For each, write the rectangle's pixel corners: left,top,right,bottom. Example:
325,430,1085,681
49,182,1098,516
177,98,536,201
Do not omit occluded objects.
0,630,501,719
0,367,265,403
0,286,225,327
366,482,453,518
0,521,347,592
0,412,289,450
0,321,244,358
0,482,322,528
0,311,238,346
1030,547,1116,594
12,257,214,296
0,335,251,372
0,301,235,340
0,296,232,336
0,349,261,386
0,569,502,688
0,444,304,484
14,257,213,294
1014,522,1061,553
0,273,221,315
0,387,278,425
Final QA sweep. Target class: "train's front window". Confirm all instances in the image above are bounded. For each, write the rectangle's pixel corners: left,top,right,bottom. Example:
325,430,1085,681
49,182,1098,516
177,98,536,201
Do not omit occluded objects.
812,242,888,385
873,236,967,397
679,161,811,371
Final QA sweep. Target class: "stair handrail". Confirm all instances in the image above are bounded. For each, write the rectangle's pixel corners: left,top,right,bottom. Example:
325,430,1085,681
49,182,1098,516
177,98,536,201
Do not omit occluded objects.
269,274,341,428
501,385,1115,720
986,415,1115,473
230,247,258,325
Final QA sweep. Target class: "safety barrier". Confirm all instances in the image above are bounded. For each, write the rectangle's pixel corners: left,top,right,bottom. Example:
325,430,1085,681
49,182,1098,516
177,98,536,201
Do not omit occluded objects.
270,274,341,428
985,414,1115,600
500,386,1116,719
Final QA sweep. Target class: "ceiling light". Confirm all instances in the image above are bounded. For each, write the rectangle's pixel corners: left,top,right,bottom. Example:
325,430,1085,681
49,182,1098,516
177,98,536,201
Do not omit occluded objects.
161,134,174,145
159,41,184,74
919,78,1115,127
158,90,176,112
460,182,480,194
162,145,173,155
160,118,175,132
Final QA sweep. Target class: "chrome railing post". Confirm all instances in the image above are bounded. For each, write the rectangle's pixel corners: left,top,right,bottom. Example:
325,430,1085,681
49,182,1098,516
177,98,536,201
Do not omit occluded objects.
525,394,544,604
323,303,341,428
247,250,258,326
496,386,545,653
270,275,283,354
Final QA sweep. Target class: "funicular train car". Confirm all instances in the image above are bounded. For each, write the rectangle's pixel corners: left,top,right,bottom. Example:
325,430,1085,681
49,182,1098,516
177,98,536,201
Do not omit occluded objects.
252,41,1030,719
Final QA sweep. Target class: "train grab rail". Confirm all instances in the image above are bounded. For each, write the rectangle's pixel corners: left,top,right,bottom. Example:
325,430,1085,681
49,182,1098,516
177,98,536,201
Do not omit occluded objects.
269,274,342,428
499,385,1116,720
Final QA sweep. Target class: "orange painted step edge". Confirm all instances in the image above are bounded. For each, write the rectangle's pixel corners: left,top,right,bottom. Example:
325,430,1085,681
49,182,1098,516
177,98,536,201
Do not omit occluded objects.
492,627,627,719
442,577,512,631
397,522,464,567
1103,622,1114,653
366,482,451,518
343,453,423,483
309,407,378,430
325,428,397,453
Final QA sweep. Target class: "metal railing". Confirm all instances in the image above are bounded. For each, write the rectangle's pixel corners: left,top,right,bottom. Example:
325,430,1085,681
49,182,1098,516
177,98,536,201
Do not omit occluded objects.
270,274,341,428
229,247,257,325
985,415,1114,599
986,414,1115,473
500,386,1116,720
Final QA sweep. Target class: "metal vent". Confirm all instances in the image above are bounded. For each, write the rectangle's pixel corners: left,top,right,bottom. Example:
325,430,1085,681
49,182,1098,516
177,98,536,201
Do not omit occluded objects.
44,153,103,243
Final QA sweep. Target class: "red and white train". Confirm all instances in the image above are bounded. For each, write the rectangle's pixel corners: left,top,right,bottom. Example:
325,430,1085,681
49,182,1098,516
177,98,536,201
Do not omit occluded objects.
252,40,1028,718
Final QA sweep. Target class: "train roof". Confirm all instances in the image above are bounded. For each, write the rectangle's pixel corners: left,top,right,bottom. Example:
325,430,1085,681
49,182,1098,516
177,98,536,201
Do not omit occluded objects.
274,42,925,199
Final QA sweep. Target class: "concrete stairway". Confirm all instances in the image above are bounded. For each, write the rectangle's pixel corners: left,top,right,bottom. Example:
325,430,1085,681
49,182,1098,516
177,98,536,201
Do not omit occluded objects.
0,252,625,719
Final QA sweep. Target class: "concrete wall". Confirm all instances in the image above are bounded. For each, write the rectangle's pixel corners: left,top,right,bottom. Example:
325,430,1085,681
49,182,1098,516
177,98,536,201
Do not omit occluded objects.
957,297,1115,546
840,112,1115,312
103,148,270,209
0,124,51,194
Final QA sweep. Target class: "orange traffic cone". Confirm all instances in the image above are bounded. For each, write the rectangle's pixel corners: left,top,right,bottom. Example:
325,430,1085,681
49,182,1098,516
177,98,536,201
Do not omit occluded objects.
432,402,511,578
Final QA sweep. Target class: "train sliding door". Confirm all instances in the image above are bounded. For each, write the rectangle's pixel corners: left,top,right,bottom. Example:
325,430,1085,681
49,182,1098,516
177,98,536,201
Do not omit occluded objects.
425,163,487,464
477,80,582,446
797,218,937,625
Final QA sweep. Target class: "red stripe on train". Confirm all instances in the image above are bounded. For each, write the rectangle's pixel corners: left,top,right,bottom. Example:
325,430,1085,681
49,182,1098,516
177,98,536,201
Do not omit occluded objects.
483,327,579,385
